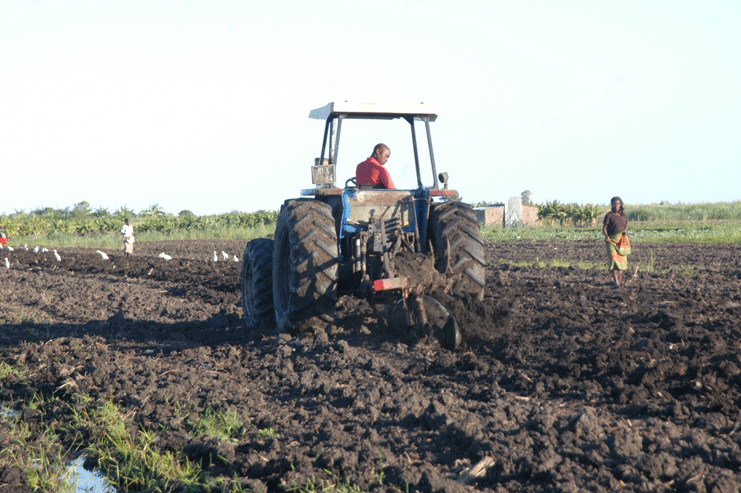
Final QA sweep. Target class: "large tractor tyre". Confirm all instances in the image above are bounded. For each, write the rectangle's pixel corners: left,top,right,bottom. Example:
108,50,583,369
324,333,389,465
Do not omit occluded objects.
273,200,339,332
241,238,275,331
429,202,487,300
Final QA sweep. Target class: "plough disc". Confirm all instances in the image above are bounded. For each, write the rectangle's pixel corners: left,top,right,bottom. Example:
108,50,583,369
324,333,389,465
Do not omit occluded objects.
388,295,461,350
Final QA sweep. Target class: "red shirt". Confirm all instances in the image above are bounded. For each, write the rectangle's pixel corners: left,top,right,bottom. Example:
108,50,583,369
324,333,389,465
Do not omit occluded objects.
356,157,395,189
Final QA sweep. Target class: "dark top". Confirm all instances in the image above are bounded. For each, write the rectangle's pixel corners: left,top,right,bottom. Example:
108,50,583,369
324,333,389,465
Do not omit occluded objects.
603,212,628,236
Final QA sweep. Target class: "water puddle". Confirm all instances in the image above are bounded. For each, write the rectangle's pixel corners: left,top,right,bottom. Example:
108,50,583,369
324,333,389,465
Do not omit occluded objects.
64,456,118,493
0,403,18,419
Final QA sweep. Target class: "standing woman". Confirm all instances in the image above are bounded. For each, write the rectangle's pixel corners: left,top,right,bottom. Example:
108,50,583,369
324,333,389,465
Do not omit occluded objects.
121,218,135,257
603,196,629,287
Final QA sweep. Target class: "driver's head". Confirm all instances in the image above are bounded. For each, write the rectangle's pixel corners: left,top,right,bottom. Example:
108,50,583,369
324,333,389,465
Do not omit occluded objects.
372,143,390,165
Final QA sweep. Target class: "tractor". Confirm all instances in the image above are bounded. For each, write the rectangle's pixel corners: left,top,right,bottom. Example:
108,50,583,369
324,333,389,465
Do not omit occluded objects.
241,102,486,349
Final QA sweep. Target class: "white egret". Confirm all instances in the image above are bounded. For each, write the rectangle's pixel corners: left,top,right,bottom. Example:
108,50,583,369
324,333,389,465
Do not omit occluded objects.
53,249,61,262
96,250,109,260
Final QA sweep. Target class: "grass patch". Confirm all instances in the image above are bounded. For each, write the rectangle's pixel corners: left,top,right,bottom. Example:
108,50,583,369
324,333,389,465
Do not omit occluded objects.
627,221,741,243
482,220,741,244
0,394,72,492
496,250,704,278
482,225,598,242
9,224,275,250
68,397,206,491
549,259,573,268
499,259,601,270
0,360,30,381
190,406,247,442
256,427,280,439
283,470,377,493
673,265,699,277
627,201,741,222
642,249,656,273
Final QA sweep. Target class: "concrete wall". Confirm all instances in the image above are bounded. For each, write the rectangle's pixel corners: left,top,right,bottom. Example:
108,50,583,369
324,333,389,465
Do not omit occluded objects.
522,206,539,226
474,206,504,226
474,205,539,227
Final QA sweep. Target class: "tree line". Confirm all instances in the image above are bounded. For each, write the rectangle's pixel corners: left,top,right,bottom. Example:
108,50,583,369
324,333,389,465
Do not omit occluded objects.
0,202,279,238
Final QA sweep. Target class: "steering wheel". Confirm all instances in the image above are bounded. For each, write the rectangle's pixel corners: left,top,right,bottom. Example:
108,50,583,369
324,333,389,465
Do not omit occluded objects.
345,177,357,188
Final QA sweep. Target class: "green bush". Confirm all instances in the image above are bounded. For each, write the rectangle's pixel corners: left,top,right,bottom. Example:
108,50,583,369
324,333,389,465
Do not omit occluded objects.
1,203,280,244
537,201,605,227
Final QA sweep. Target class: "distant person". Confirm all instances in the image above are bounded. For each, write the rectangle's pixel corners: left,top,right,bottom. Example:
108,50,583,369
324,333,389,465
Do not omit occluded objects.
603,196,629,288
121,218,135,257
356,143,395,189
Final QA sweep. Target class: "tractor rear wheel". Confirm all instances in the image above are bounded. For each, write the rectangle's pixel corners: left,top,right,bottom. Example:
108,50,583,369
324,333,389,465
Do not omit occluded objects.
241,238,275,330
429,202,487,300
273,200,338,332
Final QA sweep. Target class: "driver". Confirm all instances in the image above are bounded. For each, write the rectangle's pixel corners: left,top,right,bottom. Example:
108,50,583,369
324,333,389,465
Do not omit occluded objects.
356,143,395,189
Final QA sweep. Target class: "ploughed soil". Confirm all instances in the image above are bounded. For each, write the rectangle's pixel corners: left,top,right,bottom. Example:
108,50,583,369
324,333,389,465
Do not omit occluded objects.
1,238,741,492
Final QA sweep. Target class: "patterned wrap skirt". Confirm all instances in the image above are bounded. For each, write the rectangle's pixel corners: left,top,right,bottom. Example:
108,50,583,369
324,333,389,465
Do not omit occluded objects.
606,232,628,271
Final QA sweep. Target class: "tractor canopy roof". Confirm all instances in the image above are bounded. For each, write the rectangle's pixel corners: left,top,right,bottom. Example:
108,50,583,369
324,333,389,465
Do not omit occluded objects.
309,102,438,122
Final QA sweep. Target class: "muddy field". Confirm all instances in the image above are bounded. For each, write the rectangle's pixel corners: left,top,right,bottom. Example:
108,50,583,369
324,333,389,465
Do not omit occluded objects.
1,238,741,492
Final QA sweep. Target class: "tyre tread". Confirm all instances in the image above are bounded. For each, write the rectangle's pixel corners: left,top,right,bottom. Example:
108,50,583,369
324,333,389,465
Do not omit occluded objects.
241,238,275,330
430,202,486,300
273,200,338,331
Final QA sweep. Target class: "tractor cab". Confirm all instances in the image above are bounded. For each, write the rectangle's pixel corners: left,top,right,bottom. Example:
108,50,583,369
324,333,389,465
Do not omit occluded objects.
301,102,458,272
303,101,455,194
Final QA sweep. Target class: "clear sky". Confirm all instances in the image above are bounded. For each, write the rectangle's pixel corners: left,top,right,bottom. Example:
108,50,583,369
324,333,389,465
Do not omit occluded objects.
2,0,739,216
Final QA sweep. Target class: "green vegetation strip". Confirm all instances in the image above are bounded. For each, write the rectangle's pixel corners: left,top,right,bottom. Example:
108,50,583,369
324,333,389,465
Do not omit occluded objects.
482,220,741,244
3,200,741,248
533,200,741,227
1,201,278,247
